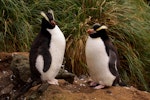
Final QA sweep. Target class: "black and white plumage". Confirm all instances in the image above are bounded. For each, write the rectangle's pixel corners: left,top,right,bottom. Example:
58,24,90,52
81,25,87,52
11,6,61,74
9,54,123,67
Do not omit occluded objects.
85,23,121,89
29,10,66,85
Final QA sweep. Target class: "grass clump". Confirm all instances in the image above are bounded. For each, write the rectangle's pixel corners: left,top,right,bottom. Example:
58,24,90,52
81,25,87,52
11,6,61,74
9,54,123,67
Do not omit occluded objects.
0,0,33,51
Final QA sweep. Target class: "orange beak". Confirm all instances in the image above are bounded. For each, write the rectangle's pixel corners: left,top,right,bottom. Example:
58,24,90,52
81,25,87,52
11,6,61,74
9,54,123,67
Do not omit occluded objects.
50,20,56,26
87,29,95,35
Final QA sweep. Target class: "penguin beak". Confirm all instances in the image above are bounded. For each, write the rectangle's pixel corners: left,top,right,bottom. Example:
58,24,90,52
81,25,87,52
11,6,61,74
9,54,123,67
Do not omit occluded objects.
87,29,95,35
50,20,56,26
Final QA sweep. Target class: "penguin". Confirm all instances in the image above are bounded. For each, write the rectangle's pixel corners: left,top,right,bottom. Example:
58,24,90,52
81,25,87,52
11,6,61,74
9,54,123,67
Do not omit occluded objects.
29,10,66,85
85,23,122,89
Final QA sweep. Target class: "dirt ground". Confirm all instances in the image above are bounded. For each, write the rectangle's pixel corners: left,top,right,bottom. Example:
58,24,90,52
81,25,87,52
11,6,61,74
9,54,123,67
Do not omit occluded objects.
0,52,150,100
22,79,150,100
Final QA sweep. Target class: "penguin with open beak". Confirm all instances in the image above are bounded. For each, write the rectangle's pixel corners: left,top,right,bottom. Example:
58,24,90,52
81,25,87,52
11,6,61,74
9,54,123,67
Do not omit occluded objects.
85,23,123,89
29,10,66,85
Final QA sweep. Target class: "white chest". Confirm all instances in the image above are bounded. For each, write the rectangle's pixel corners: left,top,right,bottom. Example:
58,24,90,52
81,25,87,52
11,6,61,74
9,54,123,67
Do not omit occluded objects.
47,25,66,66
85,37,108,65
47,25,66,52
85,36,115,86
39,26,66,80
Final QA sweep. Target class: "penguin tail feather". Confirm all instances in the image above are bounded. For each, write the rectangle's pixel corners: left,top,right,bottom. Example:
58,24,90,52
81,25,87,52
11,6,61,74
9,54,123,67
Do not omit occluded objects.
118,79,127,87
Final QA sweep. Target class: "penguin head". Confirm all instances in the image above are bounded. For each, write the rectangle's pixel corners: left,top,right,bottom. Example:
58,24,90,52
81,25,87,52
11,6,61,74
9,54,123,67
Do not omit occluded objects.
93,23,101,31
41,10,56,29
87,23,108,35
93,23,108,32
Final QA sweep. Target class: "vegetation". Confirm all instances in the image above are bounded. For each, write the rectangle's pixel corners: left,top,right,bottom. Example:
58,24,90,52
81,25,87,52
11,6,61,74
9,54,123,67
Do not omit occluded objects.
0,0,150,91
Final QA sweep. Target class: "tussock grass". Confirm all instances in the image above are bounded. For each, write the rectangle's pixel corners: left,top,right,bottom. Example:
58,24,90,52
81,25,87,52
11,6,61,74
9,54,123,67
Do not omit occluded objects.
0,0,150,91
0,0,33,51
65,35,88,75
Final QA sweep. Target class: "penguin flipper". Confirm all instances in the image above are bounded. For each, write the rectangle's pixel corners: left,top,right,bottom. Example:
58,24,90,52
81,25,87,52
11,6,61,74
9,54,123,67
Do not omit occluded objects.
108,49,119,76
42,50,51,72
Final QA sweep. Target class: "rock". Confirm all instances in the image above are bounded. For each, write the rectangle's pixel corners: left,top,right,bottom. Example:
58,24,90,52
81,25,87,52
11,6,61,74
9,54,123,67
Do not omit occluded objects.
10,54,31,87
10,53,75,84
7,53,74,99
10,53,75,94
56,68,75,84
0,71,13,96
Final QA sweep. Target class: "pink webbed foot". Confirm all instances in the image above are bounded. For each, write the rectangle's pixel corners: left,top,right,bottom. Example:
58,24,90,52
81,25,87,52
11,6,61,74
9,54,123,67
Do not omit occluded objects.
89,81,99,87
94,84,105,89
48,79,59,85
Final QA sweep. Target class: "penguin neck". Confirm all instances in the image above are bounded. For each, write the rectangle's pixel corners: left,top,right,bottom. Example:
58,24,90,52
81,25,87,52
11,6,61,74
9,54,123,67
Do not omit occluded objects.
89,29,109,41
40,26,53,37
40,24,58,34
46,25,62,35
47,25,58,31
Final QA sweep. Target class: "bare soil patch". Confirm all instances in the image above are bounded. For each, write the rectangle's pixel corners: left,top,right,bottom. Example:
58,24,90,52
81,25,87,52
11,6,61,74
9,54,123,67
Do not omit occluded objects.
0,52,150,100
